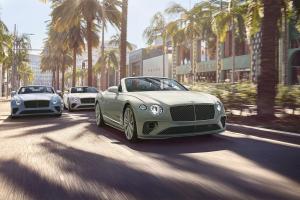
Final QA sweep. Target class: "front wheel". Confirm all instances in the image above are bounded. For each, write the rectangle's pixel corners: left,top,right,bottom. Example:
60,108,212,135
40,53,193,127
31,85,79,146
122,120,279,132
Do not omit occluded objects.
68,99,73,112
95,103,104,127
123,105,138,142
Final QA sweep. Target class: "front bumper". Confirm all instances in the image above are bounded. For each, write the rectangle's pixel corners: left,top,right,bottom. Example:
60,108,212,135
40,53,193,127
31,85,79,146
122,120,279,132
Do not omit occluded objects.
138,116,226,139
11,104,63,116
134,105,226,139
69,102,95,110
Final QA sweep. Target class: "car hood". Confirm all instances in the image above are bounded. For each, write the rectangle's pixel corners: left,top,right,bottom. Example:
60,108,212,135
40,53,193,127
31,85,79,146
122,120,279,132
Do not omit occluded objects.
16,93,58,101
68,93,98,98
128,91,218,106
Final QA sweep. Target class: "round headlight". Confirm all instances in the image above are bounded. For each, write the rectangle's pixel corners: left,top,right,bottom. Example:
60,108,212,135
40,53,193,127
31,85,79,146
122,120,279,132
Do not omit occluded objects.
150,105,163,116
216,102,222,112
16,99,21,106
52,99,58,104
72,97,79,102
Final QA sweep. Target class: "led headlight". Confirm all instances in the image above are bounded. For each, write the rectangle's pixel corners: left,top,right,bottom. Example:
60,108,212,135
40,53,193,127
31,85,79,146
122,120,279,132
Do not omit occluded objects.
15,99,22,106
216,101,222,112
72,97,79,102
52,99,58,105
150,105,163,116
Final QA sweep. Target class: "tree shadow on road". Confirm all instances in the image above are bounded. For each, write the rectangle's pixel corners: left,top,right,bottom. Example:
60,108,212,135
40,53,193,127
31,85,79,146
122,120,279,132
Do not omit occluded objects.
87,123,300,189
38,137,239,200
0,111,94,138
0,159,99,200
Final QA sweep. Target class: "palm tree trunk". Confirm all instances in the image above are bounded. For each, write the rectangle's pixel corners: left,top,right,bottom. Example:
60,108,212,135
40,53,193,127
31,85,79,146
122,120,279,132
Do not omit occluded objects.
282,6,289,85
56,65,60,90
163,38,166,77
231,18,236,83
72,48,77,87
100,24,106,90
115,69,117,85
120,0,128,80
52,70,55,88
87,20,93,86
0,64,2,97
257,0,282,119
216,37,222,83
61,54,66,93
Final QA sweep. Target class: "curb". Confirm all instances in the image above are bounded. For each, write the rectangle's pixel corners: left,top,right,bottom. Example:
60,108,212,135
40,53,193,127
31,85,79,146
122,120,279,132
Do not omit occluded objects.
227,123,300,145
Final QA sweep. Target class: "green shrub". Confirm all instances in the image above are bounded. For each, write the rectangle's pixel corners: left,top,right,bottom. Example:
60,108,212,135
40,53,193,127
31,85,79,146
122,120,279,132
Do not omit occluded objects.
190,83,300,114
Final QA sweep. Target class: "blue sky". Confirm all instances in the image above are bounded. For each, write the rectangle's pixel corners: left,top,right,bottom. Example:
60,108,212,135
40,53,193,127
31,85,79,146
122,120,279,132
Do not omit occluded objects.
0,0,200,52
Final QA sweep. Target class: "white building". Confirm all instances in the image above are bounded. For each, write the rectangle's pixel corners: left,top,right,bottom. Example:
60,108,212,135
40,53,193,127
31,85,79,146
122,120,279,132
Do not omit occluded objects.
143,54,172,78
129,46,173,78
28,54,52,86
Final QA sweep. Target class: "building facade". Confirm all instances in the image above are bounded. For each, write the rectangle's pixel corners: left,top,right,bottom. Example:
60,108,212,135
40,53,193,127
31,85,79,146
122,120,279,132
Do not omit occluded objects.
128,46,173,78
174,32,300,85
28,54,52,86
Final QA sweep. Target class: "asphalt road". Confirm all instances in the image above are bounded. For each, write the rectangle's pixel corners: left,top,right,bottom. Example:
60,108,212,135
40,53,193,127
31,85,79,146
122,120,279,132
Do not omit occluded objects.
0,102,299,200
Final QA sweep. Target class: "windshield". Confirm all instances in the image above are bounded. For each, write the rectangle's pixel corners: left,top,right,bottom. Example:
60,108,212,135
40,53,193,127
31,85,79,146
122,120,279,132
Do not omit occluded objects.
71,87,98,93
18,86,54,94
125,78,188,92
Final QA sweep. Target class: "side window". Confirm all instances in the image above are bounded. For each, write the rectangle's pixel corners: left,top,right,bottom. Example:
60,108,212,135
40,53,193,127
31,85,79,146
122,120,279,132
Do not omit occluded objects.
118,84,122,92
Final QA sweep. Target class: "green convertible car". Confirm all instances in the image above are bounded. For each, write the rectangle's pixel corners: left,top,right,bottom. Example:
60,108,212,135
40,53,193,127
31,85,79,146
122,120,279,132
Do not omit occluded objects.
95,77,226,142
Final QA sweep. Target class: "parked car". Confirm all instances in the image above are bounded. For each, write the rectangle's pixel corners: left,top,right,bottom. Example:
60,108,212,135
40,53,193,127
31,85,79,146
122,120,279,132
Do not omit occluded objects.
95,77,226,142
10,85,63,118
63,87,98,111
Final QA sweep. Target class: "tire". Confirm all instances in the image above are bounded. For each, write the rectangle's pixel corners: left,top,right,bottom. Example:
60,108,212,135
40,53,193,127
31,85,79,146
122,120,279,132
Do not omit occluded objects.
68,99,73,112
123,105,138,142
63,102,67,110
95,102,105,127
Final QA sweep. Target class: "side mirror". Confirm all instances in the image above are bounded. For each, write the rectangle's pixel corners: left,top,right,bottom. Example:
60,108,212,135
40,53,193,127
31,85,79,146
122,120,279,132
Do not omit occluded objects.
107,86,118,94
11,91,16,97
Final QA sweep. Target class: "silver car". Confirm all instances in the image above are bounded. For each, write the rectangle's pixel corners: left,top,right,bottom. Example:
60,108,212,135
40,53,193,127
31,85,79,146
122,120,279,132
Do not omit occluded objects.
63,87,98,111
10,85,63,118
95,77,226,142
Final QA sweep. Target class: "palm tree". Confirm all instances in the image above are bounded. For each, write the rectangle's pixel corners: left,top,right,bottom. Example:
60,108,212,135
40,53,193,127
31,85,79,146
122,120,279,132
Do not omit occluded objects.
95,49,119,86
143,12,168,77
51,0,121,86
65,20,85,87
18,63,34,86
256,0,299,118
164,20,186,79
212,0,247,83
165,2,214,83
119,0,128,80
109,33,133,84
109,33,133,51
0,20,11,97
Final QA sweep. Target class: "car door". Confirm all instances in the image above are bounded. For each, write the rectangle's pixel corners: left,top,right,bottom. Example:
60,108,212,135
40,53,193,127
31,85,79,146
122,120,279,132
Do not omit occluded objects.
102,87,124,126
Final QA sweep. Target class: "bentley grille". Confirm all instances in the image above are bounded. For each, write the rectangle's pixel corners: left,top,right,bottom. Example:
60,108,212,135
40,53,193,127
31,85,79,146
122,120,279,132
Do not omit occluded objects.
170,104,215,121
24,100,50,108
80,98,95,104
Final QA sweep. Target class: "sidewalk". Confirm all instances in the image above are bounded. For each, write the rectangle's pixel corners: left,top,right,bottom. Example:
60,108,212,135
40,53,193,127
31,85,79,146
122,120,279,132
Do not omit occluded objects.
226,123,300,145
0,97,10,102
